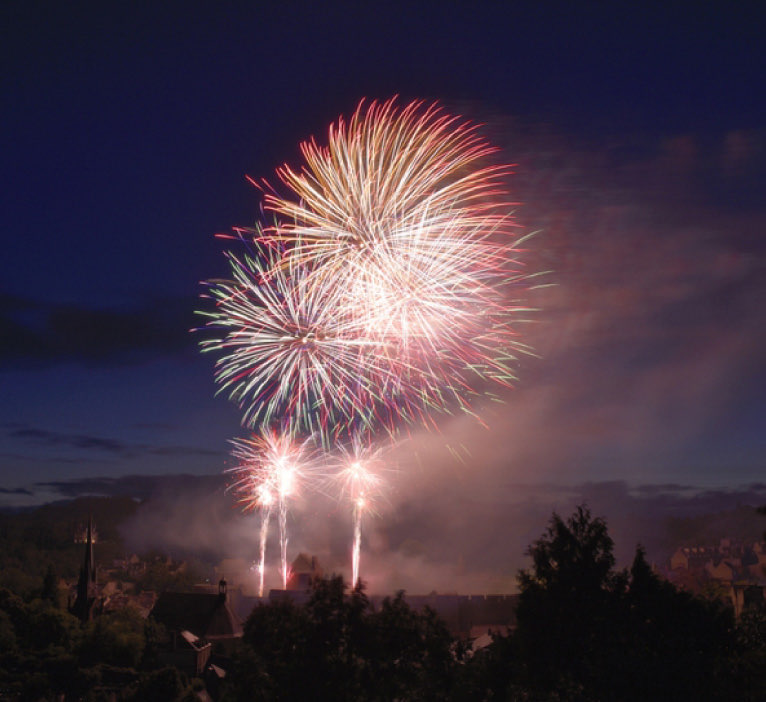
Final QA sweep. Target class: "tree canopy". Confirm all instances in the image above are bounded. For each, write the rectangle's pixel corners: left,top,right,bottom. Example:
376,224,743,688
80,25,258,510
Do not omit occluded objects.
223,576,459,701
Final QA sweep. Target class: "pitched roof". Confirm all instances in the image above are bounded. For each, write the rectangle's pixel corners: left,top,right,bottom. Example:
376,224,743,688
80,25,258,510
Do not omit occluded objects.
150,592,242,639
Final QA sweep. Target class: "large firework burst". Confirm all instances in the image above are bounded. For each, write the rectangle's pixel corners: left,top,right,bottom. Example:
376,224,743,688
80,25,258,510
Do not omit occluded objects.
199,98,534,440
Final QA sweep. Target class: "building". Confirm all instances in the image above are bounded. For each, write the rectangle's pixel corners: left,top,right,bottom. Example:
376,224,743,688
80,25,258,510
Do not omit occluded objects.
150,578,243,671
731,584,766,618
69,515,101,622
286,553,323,591
264,553,324,607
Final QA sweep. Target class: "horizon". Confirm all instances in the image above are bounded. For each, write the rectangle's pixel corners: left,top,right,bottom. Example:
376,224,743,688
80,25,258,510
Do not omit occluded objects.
5,472,766,596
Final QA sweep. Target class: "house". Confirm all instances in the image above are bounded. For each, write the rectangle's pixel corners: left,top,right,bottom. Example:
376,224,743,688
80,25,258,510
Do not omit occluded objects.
286,553,323,590
150,578,243,660
670,546,714,572
157,629,213,677
266,553,324,606
705,559,739,582
731,584,766,618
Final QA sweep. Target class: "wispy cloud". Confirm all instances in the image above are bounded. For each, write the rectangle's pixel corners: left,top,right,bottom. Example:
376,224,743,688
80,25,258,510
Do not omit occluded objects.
10,427,131,455
3,424,222,462
0,487,32,496
0,293,194,368
35,473,225,500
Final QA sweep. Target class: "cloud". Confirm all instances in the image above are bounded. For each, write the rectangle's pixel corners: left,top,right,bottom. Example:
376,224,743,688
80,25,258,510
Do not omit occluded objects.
0,292,194,368
0,487,32,496
4,423,221,462
35,473,225,500
147,445,220,458
10,427,131,455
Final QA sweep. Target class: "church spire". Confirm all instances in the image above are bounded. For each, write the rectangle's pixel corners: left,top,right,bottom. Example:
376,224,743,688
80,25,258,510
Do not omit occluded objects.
70,514,98,622
84,514,96,590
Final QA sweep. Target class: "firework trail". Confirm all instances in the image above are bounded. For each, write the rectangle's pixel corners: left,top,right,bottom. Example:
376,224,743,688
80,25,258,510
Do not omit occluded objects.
333,437,387,587
229,431,315,591
256,486,273,597
352,498,362,589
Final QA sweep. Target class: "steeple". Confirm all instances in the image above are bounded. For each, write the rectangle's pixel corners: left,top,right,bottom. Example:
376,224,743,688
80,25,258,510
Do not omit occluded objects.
70,514,98,622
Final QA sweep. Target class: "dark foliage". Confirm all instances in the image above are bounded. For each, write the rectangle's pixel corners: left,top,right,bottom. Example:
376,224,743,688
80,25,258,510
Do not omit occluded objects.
223,576,459,701
3,505,766,700
482,506,742,701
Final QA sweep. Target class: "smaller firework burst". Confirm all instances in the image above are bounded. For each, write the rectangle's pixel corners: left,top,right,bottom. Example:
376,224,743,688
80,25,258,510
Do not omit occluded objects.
331,436,391,587
229,430,317,591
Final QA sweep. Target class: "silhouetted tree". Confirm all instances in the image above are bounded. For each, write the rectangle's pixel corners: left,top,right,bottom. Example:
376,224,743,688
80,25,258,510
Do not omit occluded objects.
364,590,457,700
41,563,58,604
77,607,146,668
223,576,458,701
621,546,735,700
128,665,188,702
494,506,739,701
512,505,623,695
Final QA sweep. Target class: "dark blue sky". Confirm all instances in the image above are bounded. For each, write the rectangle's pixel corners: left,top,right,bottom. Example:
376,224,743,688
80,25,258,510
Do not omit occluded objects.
1,2,764,510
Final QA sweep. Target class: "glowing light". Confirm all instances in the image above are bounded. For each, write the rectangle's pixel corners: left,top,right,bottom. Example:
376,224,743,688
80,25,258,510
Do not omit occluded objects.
332,437,389,587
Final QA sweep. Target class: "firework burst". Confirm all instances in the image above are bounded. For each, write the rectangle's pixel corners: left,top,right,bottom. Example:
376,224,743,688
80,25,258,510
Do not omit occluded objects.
201,97,542,586
199,239,400,442
200,98,535,435
265,98,517,282
331,436,390,587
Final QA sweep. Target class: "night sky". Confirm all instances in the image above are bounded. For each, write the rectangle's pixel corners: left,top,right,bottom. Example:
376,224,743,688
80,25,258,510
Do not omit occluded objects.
1,2,764,586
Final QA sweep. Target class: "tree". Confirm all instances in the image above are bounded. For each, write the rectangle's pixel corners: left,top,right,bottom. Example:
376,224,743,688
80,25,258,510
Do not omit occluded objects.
223,576,458,701
128,666,187,702
513,505,623,694
364,591,457,700
41,563,58,604
504,506,739,701
77,607,146,669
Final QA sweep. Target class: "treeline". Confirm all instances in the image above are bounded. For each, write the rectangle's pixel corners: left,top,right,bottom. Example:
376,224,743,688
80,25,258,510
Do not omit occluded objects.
0,590,197,700
222,506,766,701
